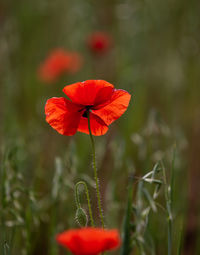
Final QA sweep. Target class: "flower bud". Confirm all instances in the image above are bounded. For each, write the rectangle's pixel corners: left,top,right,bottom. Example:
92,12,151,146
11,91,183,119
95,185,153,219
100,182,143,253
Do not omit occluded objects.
75,208,88,227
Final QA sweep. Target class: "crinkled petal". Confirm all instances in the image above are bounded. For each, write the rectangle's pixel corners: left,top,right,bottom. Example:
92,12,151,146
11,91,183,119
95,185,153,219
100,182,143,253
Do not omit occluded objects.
45,97,82,136
92,89,131,126
63,80,114,106
77,113,108,136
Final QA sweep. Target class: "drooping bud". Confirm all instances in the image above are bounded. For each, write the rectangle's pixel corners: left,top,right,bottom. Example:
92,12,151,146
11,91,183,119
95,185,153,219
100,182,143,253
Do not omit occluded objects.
75,207,88,227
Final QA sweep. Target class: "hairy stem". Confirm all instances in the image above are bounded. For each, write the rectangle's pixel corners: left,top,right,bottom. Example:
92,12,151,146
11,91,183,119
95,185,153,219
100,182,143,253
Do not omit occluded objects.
87,111,105,228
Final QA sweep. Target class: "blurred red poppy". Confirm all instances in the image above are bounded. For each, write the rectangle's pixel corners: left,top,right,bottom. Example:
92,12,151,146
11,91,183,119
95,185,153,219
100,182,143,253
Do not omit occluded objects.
87,32,112,54
56,227,121,255
45,80,131,136
38,49,82,83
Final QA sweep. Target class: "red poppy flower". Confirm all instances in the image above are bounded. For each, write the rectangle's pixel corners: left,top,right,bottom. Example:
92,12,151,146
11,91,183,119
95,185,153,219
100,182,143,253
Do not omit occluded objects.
38,49,82,83
87,32,112,54
45,80,131,136
56,228,121,255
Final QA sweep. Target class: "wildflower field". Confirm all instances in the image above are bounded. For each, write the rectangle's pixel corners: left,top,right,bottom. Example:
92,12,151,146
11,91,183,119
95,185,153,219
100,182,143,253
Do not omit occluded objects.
0,0,200,254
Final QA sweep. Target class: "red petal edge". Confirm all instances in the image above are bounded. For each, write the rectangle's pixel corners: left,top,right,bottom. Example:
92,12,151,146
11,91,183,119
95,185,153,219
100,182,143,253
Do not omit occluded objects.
78,113,108,136
92,89,131,126
45,97,83,136
63,80,114,106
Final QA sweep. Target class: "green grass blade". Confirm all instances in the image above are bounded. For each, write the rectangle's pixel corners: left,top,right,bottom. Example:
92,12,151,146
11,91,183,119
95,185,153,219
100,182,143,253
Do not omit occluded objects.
120,178,134,255
177,220,183,255
170,144,176,208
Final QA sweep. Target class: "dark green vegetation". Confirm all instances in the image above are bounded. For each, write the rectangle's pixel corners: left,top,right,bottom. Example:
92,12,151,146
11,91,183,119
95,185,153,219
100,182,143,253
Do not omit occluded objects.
0,0,200,254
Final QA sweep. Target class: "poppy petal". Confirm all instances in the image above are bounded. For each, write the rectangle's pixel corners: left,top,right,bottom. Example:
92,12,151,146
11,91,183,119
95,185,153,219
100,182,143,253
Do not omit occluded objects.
92,89,131,126
77,113,108,136
45,97,82,136
63,80,114,106
38,49,71,83
87,32,112,54
56,228,121,255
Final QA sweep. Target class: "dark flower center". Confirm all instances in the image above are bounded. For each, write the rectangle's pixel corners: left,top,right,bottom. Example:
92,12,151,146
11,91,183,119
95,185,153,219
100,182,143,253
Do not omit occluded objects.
82,111,88,118
82,105,93,118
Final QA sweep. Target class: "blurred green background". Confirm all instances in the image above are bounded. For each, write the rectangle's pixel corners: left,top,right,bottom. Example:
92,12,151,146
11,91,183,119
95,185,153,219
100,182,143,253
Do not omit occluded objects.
0,0,200,254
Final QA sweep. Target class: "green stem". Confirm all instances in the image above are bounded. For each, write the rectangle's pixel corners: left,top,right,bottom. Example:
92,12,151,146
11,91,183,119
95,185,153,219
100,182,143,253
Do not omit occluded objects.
170,144,176,209
161,161,172,255
87,111,105,228
75,181,95,227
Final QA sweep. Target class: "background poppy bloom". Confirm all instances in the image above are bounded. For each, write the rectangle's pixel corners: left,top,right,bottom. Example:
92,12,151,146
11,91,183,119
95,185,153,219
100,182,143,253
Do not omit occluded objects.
56,227,121,255
87,32,112,54
45,80,131,136
38,49,82,83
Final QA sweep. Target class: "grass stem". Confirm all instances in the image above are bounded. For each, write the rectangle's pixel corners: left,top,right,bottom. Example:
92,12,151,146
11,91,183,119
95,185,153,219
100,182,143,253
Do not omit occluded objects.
161,161,173,255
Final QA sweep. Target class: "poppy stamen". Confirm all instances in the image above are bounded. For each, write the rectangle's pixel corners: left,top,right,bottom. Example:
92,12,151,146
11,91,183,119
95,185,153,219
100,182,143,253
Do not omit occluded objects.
82,105,93,118
82,111,88,118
